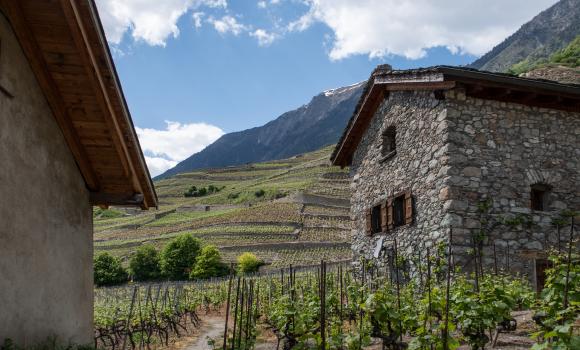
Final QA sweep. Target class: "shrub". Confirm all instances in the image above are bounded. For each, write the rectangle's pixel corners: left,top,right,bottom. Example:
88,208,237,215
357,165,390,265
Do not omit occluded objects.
94,252,128,287
254,189,266,198
228,192,240,200
184,185,223,197
190,245,229,280
161,234,201,280
129,245,162,281
237,252,263,274
550,35,580,67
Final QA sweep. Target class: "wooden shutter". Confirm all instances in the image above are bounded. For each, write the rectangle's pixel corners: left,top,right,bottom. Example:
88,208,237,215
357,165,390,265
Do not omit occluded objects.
365,209,372,236
380,202,388,232
386,199,393,230
404,191,413,225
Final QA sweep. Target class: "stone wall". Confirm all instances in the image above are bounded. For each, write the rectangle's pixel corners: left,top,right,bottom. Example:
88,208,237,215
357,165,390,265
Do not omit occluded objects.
0,13,93,345
348,86,579,288
443,89,579,286
350,90,450,269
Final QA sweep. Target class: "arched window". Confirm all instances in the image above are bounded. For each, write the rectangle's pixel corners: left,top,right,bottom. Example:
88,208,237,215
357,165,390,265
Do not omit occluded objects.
530,183,551,211
382,126,396,158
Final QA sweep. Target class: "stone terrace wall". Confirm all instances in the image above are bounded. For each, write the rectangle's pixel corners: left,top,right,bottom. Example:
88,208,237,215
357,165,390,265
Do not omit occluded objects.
443,89,580,285
350,91,450,268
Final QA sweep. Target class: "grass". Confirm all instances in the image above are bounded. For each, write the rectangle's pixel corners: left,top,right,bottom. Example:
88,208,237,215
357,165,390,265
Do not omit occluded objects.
508,35,580,74
93,145,353,270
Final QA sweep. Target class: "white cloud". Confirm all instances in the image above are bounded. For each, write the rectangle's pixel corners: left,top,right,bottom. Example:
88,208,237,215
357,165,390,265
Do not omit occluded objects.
192,11,205,29
290,0,557,60
208,15,248,35
251,29,278,46
136,121,224,176
257,0,281,8
144,156,178,178
96,0,227,46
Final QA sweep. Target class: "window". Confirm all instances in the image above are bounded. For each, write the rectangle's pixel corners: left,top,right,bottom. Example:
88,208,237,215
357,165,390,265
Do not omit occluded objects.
366,203,386,236
393,195,405,227
368,191,414,235
530,183,551,211
381,126,396,159
535,258,553,292
371,204,382,234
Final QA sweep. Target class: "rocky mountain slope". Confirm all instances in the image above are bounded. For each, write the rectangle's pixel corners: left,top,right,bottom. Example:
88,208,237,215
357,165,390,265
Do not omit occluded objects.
469,0,580,72
156,83,364,179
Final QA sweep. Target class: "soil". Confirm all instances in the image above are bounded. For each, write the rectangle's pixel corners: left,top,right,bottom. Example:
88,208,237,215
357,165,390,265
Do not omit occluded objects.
169,311,226,350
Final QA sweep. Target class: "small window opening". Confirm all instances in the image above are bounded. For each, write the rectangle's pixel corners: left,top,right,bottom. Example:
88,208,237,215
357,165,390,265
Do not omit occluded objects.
382,126,396,158
393,195,405,227
530,184,551,211
371,204,382,234
535,258,553,292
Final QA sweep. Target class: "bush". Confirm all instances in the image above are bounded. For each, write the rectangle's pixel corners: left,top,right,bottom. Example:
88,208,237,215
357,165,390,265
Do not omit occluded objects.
228,192,240,200
129,245,162,281
184,185,223,197
254,189,266,198
190,245,229,280
161,234,201,280
550,35,580,67
237,252,263,274
94,252,128,286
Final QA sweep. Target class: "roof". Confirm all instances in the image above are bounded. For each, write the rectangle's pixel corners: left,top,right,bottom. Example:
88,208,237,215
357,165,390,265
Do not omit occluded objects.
0,0,157,209
331,65,580,167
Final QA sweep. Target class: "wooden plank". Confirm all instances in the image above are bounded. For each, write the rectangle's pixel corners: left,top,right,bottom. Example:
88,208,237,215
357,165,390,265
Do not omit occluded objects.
89,192,144,207
61,0,145,202
0,0,99,191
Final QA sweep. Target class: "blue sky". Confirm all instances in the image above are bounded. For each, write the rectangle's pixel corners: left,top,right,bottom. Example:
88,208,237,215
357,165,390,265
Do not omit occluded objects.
95,0,557,176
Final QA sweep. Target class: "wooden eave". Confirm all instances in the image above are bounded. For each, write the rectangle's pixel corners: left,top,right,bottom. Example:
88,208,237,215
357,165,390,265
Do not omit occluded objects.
331,67,580,168
0,0,157,209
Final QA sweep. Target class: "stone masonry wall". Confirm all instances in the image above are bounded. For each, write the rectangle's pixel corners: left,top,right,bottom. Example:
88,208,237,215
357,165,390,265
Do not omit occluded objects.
443,89,580,286
349,86,579,288
350,90,451,269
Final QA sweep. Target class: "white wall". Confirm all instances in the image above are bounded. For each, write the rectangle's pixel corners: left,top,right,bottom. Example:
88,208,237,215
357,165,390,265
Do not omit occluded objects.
0,12,93,346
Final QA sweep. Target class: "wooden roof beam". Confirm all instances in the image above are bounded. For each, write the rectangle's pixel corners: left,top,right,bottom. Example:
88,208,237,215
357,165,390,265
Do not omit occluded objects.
60,0,147,206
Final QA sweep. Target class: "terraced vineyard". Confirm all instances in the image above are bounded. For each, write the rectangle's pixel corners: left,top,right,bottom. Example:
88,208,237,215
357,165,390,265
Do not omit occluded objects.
94,145,353,271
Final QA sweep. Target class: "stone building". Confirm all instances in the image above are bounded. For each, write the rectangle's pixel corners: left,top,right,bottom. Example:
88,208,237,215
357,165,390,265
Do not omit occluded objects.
0,0,156,345
331,65,579,289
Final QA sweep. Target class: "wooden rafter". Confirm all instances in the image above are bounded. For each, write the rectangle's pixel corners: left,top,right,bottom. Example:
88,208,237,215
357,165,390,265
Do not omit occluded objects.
60,0,146,205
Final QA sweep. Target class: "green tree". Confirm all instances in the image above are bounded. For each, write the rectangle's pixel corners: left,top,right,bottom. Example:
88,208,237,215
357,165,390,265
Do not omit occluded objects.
190,245,229,279
237,252,263,274
94,252,128,286
161,233,201,280
129,244,162,281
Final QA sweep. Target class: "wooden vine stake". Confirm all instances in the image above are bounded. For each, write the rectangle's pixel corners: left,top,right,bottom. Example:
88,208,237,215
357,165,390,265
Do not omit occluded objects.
563,216,574,310
320,260,327,350
223,273,234,350
443,228,453,350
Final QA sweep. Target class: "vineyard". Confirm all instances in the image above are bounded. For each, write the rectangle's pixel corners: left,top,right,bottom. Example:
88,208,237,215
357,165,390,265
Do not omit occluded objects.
93,145,352,270
94,241,579,350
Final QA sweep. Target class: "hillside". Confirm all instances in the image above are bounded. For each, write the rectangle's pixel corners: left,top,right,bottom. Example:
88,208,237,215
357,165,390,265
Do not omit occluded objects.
156,83,363,179
94,145,352,271
469,0,580,72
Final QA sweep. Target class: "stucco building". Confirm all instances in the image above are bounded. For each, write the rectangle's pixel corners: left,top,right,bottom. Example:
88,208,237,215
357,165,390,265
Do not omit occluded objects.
331,65,579,289
0,0,156,345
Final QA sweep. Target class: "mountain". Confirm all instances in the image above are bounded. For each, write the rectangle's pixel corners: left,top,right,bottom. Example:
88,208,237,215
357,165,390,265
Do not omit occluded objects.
156,82,364,179
469,0,580,72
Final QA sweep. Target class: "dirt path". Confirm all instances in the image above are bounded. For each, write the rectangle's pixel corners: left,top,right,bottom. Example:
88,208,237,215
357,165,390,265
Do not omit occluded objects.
186,316,224,350
169,314,225,350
